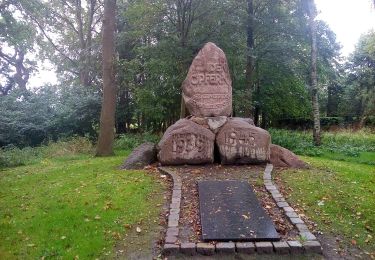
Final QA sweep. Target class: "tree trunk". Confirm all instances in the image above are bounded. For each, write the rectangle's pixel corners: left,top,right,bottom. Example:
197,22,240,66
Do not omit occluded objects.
180,96,185,118
96,0,117,156
116,89,127,134
327,83,339,117
14,50,29,92
75,0,96,87
307,0,321,146
253,73,260,126
261,112,266,129
179,96,191,118
245,0,255,118
254,106,259,126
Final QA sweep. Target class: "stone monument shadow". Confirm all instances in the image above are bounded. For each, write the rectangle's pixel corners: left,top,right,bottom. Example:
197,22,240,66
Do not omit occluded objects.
213,142,221,164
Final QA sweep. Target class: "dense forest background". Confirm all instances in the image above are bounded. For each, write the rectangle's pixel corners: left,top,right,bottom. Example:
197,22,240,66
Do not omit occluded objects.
1,0,374,148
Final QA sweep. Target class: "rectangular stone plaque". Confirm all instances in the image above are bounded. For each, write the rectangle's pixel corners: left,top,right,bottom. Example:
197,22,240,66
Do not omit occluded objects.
198,180,280,241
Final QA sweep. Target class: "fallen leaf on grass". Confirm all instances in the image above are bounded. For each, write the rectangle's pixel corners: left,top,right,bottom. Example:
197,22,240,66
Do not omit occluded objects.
366,225,373,232
112,232,121,240
365,234,373,243
103,201,113,210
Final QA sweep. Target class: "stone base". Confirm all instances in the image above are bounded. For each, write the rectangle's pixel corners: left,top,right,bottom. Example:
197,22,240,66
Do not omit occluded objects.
157,117,272,166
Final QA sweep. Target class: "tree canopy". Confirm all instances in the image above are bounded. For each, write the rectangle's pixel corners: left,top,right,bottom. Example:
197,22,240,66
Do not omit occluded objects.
0,0,373,147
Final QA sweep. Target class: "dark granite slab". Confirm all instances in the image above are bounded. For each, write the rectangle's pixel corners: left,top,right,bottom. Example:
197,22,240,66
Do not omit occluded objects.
198,180,280,241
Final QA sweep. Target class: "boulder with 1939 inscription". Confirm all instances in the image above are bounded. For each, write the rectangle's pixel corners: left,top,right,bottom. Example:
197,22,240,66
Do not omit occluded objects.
216,118,271,164
157,119,215,165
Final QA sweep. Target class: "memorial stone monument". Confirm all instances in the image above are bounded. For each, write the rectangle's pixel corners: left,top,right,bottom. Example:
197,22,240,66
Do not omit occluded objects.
157,42,271,165
182,42,232,117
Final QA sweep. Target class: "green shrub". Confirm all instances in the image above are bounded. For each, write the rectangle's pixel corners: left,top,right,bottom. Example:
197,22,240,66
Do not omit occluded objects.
269,128,375,157
0,146,41,168
41,136,94,158
0,136,94,169
0,86,101,148
274,116,375,129
364,116,375,127
320,129,375,159
114,132,160,150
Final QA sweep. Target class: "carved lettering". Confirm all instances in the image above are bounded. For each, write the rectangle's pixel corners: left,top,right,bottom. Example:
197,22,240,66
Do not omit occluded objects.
182,42,232,116
190,72,225,86
224,129,257,147
219,128,268,160
171,133,211,157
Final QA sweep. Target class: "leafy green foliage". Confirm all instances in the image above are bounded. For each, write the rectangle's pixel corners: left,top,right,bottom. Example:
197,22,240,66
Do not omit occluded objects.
115,0,341,129
0,88,57,146
0,0,370,148
50,85,101,139
274,116,375,130
341,31,375,120
0,85,101,147
270,128,322,156
270,128,375,162
17,0,103,88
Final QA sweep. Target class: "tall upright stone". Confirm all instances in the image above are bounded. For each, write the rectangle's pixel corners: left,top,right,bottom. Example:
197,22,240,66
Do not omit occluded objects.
182,42,232,117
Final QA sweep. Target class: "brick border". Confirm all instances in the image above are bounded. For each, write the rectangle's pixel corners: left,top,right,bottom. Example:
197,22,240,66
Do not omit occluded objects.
264,163,323,254
159,165,323,256
159,167,182,246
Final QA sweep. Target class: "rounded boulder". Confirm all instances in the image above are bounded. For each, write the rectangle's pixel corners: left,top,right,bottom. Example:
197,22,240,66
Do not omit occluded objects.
216,118,271,164
157,119,215,165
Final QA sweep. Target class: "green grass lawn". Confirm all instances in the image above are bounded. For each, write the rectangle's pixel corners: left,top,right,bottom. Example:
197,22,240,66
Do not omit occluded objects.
1,130,374,258
273,129,375,254
279,153,375,252
0,150,165,259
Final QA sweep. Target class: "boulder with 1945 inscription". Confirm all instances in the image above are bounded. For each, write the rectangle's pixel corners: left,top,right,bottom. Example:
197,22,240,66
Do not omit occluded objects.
216,118,271,164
